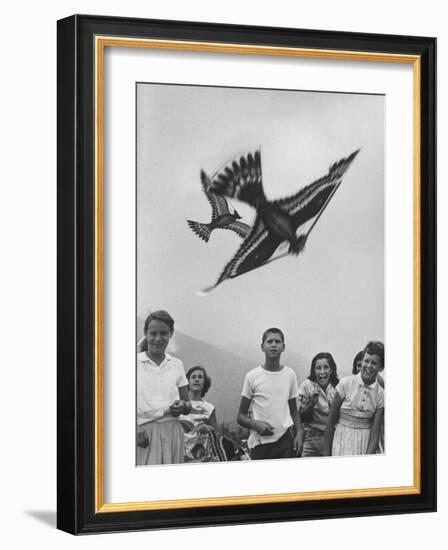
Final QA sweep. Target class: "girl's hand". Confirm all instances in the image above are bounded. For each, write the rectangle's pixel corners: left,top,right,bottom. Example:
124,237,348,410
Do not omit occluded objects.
169,400,185,417
253,420,275,435
310,391,320,406
137,429,149,448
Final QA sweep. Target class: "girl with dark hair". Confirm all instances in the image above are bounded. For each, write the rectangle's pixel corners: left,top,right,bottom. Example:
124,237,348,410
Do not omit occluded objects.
180,366,249,462
324,341,385,456
180,366,217,462
298,352,339,457
352,350,364,374
180,366,217,435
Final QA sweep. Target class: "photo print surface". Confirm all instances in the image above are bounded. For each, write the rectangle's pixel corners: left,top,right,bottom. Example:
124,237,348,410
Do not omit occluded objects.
136,83,384,467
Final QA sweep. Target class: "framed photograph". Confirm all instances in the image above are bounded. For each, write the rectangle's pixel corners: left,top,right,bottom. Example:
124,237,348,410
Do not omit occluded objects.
57,14,436,534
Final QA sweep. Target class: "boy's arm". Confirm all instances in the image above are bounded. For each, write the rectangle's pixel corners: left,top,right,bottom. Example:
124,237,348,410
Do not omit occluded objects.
366,407,384,454
288,398,304,457
323,392,343,456
237,396,274,435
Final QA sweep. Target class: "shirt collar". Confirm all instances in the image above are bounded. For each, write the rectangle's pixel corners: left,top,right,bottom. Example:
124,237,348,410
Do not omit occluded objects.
356,371,378,389
138,351,172,366
316,381,333,395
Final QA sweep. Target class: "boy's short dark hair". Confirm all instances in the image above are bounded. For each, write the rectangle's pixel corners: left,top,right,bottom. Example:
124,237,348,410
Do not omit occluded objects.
363,341,384,369
143,310,175,335
261,327,285,344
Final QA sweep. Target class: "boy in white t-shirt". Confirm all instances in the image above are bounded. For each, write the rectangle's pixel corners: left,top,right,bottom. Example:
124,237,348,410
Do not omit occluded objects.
237,328,304,460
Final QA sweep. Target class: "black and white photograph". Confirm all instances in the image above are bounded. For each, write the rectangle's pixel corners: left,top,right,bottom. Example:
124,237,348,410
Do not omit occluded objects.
136,83,385,467
0,0,441,542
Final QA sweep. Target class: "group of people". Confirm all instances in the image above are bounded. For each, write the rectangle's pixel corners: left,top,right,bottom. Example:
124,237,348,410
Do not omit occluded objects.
136,310,385,466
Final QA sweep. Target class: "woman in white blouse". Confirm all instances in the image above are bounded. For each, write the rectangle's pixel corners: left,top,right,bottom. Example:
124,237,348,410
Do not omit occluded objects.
324,341,385,456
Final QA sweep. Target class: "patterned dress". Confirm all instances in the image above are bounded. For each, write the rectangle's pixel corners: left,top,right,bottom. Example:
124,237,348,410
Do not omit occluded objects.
180,400,215,461
180,401,249,462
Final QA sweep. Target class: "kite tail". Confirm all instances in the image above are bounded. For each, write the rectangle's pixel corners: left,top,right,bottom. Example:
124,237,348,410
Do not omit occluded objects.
203,150,265,208
187,220,212,242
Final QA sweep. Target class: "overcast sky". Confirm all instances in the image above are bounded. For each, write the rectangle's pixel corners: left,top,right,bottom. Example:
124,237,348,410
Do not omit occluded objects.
137,83,384,376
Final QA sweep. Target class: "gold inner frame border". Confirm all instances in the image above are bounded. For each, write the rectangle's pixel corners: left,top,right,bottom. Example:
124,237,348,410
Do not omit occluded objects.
94,36,421,514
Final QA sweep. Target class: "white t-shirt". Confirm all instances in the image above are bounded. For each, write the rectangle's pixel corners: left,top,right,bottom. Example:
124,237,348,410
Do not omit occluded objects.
137,352,188,425
241,365,299,448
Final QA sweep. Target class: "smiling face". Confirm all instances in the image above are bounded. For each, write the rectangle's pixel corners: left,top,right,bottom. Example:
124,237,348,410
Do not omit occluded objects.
360,352,382,385
314,358,332,389
144,319,172,361
188,368,205,395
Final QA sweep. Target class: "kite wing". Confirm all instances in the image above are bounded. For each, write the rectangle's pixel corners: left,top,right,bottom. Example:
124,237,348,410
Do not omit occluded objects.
221,220,252,239
200,173,232,219
201,216,283,292
204,150,264,208
275,149,360,230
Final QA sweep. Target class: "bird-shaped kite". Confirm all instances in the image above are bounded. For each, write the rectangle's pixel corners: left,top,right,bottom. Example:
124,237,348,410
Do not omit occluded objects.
199,148,359,293
187,175,251,242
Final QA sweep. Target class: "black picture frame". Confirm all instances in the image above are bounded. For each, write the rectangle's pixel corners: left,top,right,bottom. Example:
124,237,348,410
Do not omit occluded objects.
57,14,436,535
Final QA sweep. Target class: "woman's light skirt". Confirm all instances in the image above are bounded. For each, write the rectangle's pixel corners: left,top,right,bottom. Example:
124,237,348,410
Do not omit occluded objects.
137,418,184,465
332,424,371,456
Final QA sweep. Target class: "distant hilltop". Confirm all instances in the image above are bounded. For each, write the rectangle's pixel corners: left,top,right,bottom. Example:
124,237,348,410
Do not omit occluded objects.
137,318,310,425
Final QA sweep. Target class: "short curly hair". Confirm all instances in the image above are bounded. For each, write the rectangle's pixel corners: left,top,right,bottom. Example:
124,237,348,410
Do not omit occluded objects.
186,366,212,397
362,341,385,369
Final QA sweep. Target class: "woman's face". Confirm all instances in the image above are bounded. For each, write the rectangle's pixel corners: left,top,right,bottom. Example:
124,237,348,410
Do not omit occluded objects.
360,352,382,384
314,359,331,389
144,319,172,358
188,369,205,394
354,359,362,373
